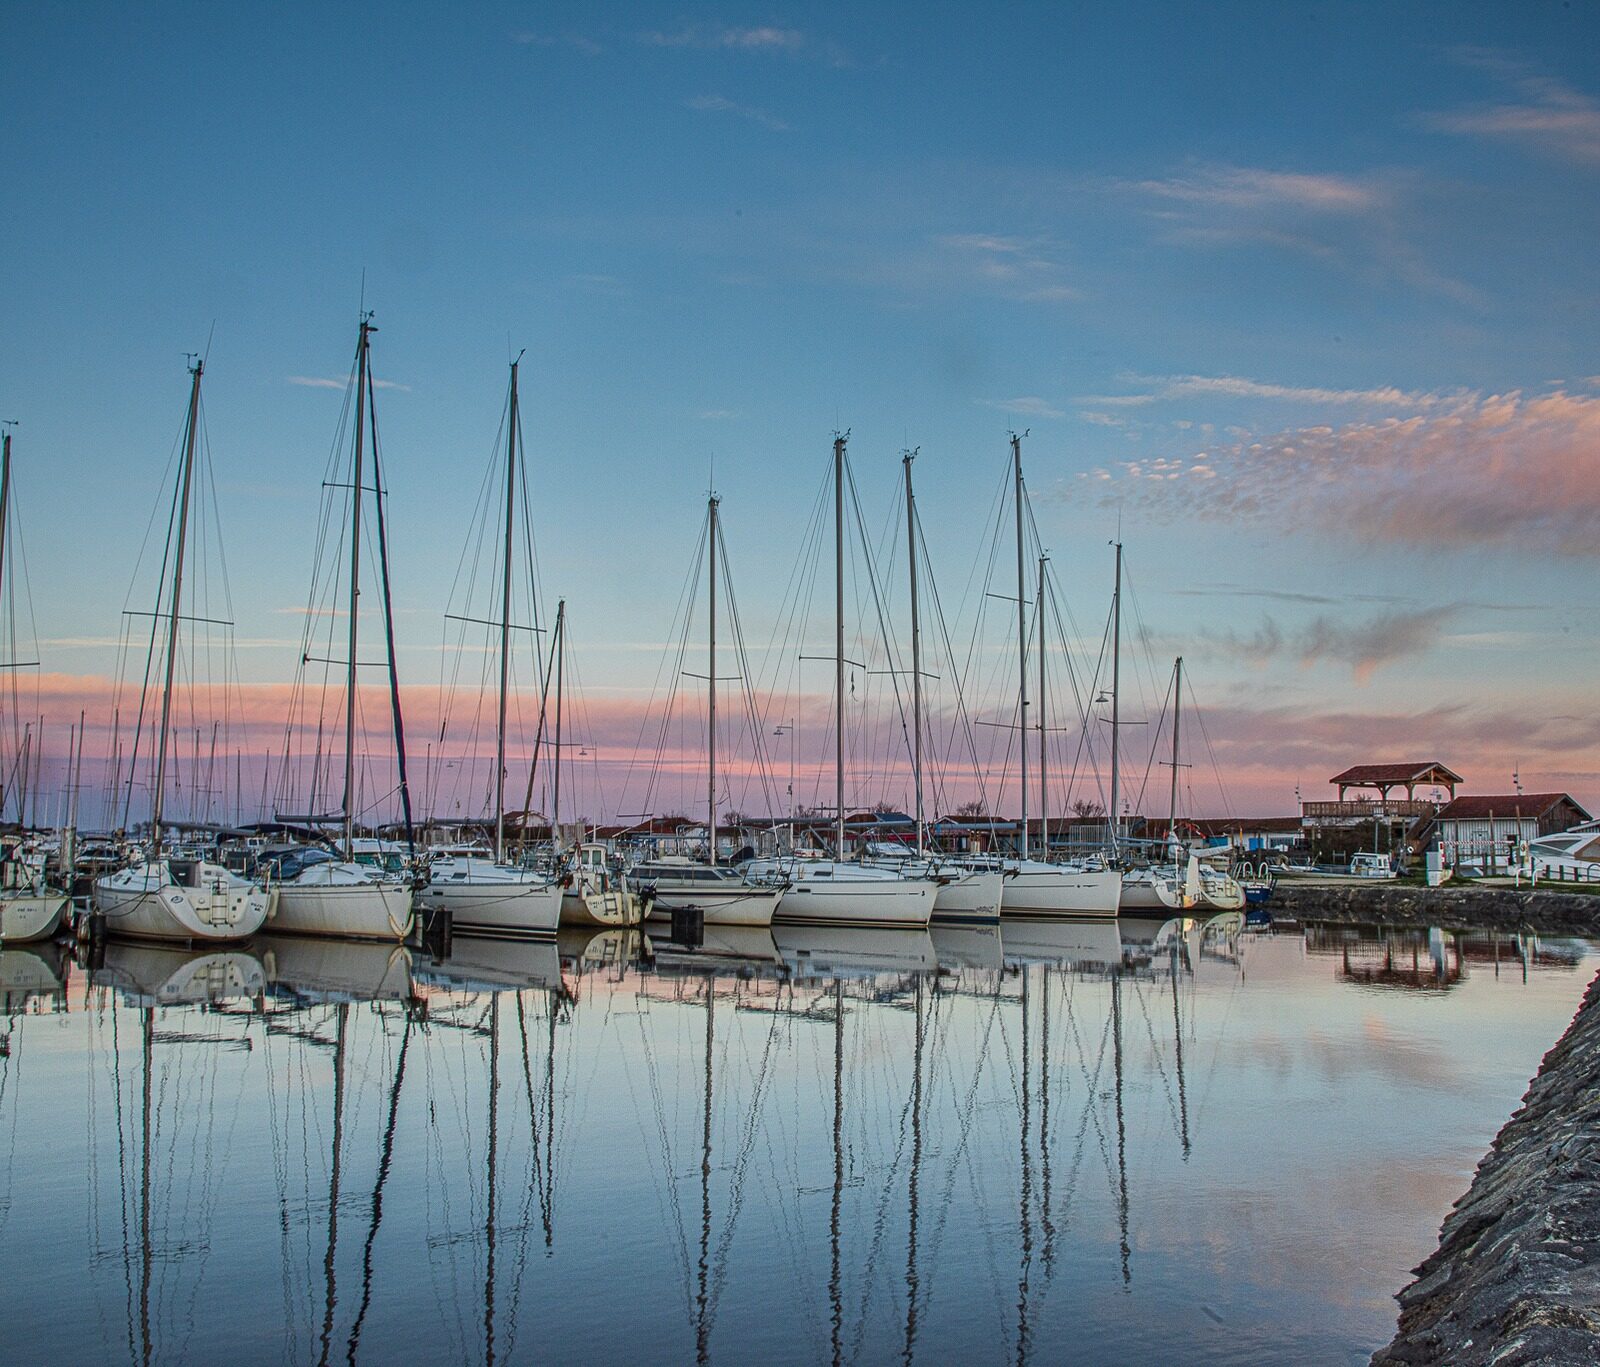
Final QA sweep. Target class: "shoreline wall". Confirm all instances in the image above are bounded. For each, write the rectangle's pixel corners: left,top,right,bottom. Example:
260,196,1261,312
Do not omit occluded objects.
1370,966,1600,1364
1272,883,1600,935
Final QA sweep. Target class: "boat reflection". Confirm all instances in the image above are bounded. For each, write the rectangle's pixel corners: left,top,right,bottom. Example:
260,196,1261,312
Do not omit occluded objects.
92,940,268,1005
257,933,416,1003
772,923,937,978
0,940,68,1011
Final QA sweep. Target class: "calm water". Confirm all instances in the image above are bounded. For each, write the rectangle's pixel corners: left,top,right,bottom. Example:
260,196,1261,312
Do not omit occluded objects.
1,915,1592,1366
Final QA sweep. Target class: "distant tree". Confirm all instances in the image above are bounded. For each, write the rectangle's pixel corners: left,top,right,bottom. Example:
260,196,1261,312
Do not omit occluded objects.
1071,799,1105,819
955,799,988,818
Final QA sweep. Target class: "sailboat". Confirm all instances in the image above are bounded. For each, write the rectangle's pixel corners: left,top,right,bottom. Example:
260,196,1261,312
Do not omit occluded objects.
417,356,563,939
861,450,1002,924
94,359,273,942
963,435,1122,919
631,494,786,928
273,315,415,942
1121,657,1203,911
748,436,937,929
0,430,69,943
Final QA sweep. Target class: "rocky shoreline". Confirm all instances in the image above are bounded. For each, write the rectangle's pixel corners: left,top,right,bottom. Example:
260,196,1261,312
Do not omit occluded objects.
1272,882,1600,936
1370,966,1600,1364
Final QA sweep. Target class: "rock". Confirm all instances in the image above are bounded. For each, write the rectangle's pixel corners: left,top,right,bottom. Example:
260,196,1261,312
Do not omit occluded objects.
1372,968,1600,1364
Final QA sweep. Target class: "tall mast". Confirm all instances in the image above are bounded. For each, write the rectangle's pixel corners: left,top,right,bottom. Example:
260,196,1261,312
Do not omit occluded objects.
1012,434,1028,861
552,599,565,848
1109,539,1123,857
903,451,923,856
0,430,11,610
1169,656,1183,876
344,318,373,860
494,357,522,863
151,358,203,857
834,435,847,858
707,494,720,866
1038,554,1049,860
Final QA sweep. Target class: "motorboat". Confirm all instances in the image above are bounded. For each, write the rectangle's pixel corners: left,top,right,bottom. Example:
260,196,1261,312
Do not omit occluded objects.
1528,824,1600,882
632,855,785,927
560,843,644,927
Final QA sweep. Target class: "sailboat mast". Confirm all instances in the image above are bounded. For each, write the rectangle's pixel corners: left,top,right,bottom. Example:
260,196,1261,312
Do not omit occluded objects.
1169,656,1183,876
1038,554,1048,860
1109,539,1123,857
0,430,10,606
151,359,203,857
707,494,719,867
1012,434,1028,861
344,319,372,860
903,451,923,856
495,359,521,863
552,599,565,848
834,435,846,858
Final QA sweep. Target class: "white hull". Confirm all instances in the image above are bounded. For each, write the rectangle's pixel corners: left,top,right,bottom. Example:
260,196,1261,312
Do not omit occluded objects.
0,890,70,943
94,861,271,943
1118,877,1180,911
773,878,936,929
1000,867,1124,919
646,884,783,927
418,871,564,939
272,878,414,942
560,887,643,928
931,870,1002,924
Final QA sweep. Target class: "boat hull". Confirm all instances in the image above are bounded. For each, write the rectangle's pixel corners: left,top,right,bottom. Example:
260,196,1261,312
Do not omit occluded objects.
772,878,937,929
560,887,644,928
272,879,414,942
1000,868,1123,919
0,890,70,943
418,878,563,939
645,884,783,927
931,870,1002,924
93,863,271,943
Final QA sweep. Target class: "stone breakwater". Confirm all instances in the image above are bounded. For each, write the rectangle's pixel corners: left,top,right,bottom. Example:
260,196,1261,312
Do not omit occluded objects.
1371,967,1600,1365
1272,883,1600,935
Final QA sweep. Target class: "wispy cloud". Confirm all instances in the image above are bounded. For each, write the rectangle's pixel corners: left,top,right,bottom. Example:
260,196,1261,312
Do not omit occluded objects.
639,24,805,52
287,375,410,392
1082,387,1600,557
977,397,1063,420
1128,165,1382,214
1079,373,1438,409
511,30,603,55
935,233,1080,304
1425,50,1600,165
1117,161,1475,302
685,93,788,131
1203,607,1455,684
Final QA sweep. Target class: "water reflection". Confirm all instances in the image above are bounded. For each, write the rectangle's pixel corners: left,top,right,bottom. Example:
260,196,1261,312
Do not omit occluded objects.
1,919,1595,1365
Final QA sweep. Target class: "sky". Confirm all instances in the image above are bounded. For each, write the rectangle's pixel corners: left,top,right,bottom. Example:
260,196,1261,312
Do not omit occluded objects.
2,1,1597,828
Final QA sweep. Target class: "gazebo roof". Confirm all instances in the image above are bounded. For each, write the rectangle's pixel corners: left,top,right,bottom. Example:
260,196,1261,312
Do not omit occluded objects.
1330,762,1463,788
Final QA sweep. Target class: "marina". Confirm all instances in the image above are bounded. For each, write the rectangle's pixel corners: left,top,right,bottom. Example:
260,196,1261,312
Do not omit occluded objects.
3,913,1595,1364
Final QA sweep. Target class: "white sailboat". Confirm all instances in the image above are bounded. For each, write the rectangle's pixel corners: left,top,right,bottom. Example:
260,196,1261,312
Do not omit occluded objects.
761,435,936,930
93,359,272,943
1121,657,1204,912
417,356,562,938
272,315,415,942
633,493,785,927
970,436,1122,920
875,451,1002,925
0,432,69,944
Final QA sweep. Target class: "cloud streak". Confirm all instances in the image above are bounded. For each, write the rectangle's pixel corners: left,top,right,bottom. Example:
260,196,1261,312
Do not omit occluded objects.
288,375,411,392
1202,607,1455,685
685,94,788,131
1084,387,1600,557
1426,51,1600,165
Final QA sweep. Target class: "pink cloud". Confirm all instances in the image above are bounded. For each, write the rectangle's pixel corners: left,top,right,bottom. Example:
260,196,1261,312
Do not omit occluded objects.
1085,388,1600,557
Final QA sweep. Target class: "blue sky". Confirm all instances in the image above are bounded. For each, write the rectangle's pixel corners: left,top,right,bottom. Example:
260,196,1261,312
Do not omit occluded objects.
3,2,1597,819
